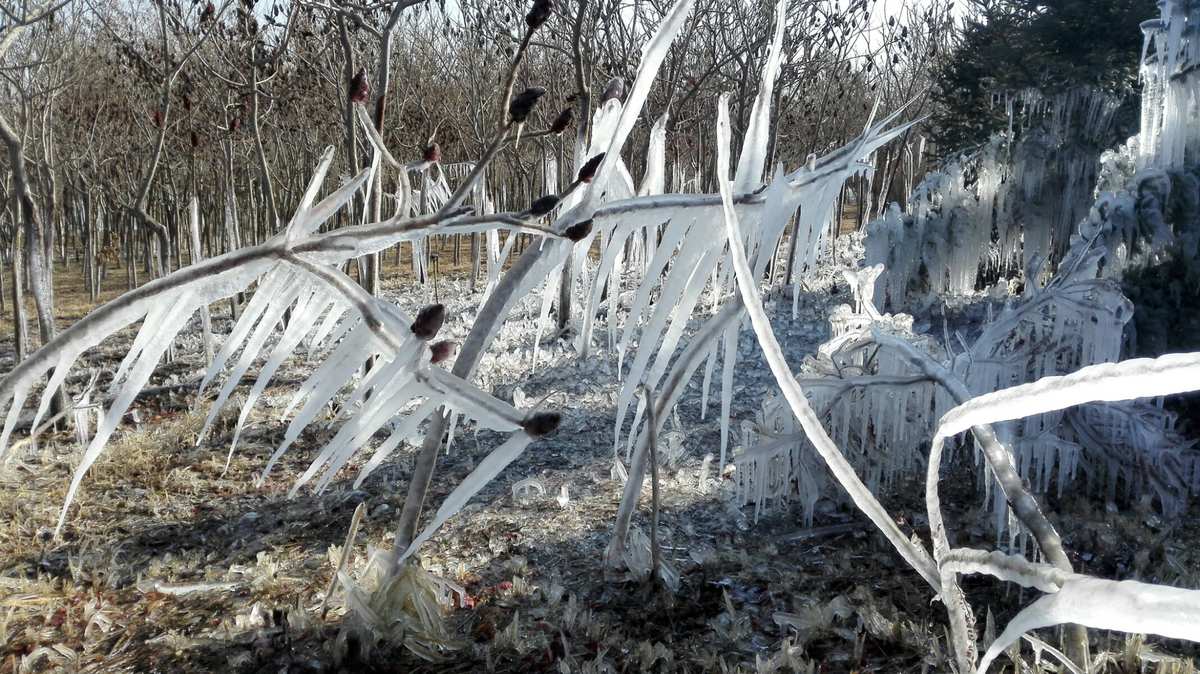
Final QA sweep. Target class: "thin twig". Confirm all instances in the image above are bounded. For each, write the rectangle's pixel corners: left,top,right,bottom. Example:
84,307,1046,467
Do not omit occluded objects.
440,123,513,215
321,502,366,619
497,29,536,131
638,385,662,585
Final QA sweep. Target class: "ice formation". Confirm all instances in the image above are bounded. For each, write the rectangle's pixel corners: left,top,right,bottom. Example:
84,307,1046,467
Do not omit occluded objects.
870,0,1199,311
731,394,827,527
567,0,915,469
1137,0,1200,169
746,181,1199,533
0,114,562,534
867,88,1121,309
733,283,951,524
930,351,1200,672
850,0,1200,525
742,262,1200,528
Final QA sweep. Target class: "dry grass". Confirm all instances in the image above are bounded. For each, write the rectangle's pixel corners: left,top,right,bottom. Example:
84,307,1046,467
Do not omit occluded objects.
1,247,1197,673
4,387,1195,673
0,390,354,673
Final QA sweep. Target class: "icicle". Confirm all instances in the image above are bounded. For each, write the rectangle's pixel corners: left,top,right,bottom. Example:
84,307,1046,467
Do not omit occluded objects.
228,291,334,458
399,431,537,563
58,295,199,534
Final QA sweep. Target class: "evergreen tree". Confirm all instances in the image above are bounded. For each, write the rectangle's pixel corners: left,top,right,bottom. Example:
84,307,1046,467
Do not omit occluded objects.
931,0,1155,152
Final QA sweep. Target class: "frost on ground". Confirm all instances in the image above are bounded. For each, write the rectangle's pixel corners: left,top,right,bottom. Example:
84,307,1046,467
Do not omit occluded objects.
2,224,1199,672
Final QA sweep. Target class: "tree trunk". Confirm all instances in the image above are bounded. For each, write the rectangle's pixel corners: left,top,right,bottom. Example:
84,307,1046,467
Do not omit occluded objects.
189,198,214,365
250,63,281,233
10,241,27,363
14,167,64,422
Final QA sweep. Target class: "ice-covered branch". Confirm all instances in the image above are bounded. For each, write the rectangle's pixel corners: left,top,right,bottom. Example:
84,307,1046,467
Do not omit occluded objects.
873,330,1084,667
978,576,1200,674
936,353,1200,440
873,332,1076,574
713,96,940,591
283,253,403,352
940,548,1068,594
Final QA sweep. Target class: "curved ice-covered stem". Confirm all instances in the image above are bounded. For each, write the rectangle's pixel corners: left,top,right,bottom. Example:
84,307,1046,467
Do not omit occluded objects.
940,548,1068,594
713,96,940,591
875,330,1082,668
978,576,1200,674
939,353,1200,438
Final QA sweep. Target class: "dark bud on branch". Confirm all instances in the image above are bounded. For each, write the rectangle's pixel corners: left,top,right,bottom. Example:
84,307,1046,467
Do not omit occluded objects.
549,107,573,134
508,87,545,124
349,67,370,104
410,303,447,340
429,340,457,364
521,411,561,437
563,218,593,242
528,194,560,216
423,142,442,163
601,77,625,103
577,153,605,183
200,1,215,21
525,0,551,30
